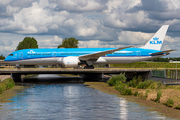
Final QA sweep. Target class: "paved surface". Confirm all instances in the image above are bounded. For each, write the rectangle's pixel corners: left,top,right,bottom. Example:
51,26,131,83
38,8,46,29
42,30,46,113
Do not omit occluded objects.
152,77,180,85
0,75,11,82
0,68,152,75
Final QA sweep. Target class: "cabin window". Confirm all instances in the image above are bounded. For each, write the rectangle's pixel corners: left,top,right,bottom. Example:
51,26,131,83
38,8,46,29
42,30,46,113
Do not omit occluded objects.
9,54,13,56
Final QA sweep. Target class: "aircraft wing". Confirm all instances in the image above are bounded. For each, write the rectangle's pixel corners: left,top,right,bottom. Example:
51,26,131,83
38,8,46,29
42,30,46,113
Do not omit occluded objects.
149,49,176,56
79,46,133,61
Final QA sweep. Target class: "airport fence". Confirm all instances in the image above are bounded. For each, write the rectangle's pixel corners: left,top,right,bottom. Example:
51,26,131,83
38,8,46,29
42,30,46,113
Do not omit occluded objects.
151,69,180,79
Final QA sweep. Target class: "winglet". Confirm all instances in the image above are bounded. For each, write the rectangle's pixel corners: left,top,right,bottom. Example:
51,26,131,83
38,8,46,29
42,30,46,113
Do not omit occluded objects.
141,25,169,50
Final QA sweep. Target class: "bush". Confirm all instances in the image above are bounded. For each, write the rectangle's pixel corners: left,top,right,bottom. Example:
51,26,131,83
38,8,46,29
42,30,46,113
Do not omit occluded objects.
121,88,132,95
140,93,147,100
134,91,138,96
114,81,132,95
0,87,2,93
145,89,150,98
165,99,174,107
128,75,143,88
174,104,180,110
156,81,163,89
155,90,162,102
150,81,163,89
107,76,117,86
137,80,155,89
128,77,137,88
107,73,126,86
6,78,15,89
115,81,126,91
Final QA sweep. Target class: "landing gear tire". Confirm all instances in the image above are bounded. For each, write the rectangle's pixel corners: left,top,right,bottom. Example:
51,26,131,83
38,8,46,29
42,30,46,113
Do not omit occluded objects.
105,64,110,68
84,65,94,69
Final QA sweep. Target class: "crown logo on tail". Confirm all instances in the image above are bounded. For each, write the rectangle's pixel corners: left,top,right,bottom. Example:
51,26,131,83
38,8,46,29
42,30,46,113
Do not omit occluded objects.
153,37,159,40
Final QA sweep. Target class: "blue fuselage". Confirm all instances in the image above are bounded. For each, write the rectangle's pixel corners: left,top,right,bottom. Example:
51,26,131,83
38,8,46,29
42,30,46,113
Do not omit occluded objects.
4,48,164,66
5,48,161,61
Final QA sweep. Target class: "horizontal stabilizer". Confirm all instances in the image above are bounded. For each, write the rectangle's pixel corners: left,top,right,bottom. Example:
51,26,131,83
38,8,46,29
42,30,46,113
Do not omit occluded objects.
79,46,133,61
149,49,176,56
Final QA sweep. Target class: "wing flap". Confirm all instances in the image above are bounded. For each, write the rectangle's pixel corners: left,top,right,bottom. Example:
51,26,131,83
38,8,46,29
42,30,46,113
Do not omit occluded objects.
79,46,133,61
149,49,176,56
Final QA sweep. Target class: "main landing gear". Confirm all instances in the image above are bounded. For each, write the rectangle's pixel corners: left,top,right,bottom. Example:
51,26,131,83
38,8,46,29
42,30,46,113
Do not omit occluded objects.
15,64,21,69
84,65,94,69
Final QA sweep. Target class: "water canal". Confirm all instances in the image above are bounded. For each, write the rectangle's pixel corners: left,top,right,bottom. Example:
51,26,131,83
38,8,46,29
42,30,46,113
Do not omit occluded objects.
0,75,175,120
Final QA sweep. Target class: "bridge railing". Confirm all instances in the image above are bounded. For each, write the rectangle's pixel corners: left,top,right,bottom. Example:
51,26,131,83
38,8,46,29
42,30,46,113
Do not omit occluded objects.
151,69,180,80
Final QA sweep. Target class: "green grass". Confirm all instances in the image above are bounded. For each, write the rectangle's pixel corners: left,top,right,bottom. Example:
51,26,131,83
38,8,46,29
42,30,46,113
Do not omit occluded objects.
110,62,180,68
0,78,15,94
165,99,174,107
155,90,162,102
134,91,138,96
174,104,180,110
137,80,156,89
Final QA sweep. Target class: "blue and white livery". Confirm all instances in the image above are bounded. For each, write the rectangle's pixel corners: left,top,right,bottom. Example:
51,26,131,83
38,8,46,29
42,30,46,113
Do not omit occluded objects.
5,25,175,68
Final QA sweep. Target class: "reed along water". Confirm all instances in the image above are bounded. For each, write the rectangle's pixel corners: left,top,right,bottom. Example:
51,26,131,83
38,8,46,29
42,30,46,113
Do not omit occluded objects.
0,74,175,120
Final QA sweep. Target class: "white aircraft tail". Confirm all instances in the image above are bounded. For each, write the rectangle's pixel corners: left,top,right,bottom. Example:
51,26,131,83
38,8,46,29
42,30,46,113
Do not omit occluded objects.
141,25,169,50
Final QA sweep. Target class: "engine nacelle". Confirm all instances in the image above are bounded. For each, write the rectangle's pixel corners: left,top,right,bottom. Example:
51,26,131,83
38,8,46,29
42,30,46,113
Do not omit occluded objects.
62,57,80,68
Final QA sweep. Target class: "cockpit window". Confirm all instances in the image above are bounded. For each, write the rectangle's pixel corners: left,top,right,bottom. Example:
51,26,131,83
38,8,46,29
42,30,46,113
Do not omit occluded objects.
9,54,13,56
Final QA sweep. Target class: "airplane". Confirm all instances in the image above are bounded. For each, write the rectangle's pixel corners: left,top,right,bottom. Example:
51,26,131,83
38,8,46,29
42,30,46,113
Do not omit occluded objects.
4,25,175,69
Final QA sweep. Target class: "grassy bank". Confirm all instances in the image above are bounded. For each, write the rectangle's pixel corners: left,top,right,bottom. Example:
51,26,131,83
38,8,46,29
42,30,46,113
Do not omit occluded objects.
0,78,15,94
0,78,27,102
110,62,180,68
84,74,180,119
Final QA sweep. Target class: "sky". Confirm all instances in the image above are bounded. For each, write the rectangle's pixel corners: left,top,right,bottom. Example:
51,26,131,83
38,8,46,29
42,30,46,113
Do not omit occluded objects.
0,0,180,57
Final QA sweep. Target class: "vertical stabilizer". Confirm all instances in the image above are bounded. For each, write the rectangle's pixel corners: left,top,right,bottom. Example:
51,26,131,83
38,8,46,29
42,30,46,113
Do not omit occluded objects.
141,25,169,50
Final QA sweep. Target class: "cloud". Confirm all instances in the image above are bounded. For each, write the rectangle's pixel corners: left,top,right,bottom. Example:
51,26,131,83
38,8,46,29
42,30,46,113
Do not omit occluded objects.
0,40,13,46
79,40,119,48
0,0,105,38
117,31,153,45
0,0,180,57
50,0,107,12
0,0,13,6
39,35,63,48
127,0,180,23
102,0,157,32
0,0,36,19
129,0,167,13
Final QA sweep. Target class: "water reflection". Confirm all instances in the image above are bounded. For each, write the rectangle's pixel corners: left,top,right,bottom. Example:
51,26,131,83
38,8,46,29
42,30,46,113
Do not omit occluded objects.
22,74,83,83
0,75,176,120
119,98,127,120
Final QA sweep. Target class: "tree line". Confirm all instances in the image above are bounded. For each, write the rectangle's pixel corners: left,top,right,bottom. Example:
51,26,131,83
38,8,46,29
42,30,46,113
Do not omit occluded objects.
16,37,79,50
149,57,180,62
0,54,5,60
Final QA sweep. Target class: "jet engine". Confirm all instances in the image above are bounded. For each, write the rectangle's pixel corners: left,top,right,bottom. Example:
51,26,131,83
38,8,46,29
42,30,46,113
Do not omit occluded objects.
61,57,80,67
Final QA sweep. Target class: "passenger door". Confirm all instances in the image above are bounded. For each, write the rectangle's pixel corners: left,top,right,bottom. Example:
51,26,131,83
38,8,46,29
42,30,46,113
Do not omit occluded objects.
19,52,23,59
136,51,141,56
52,52,56,58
